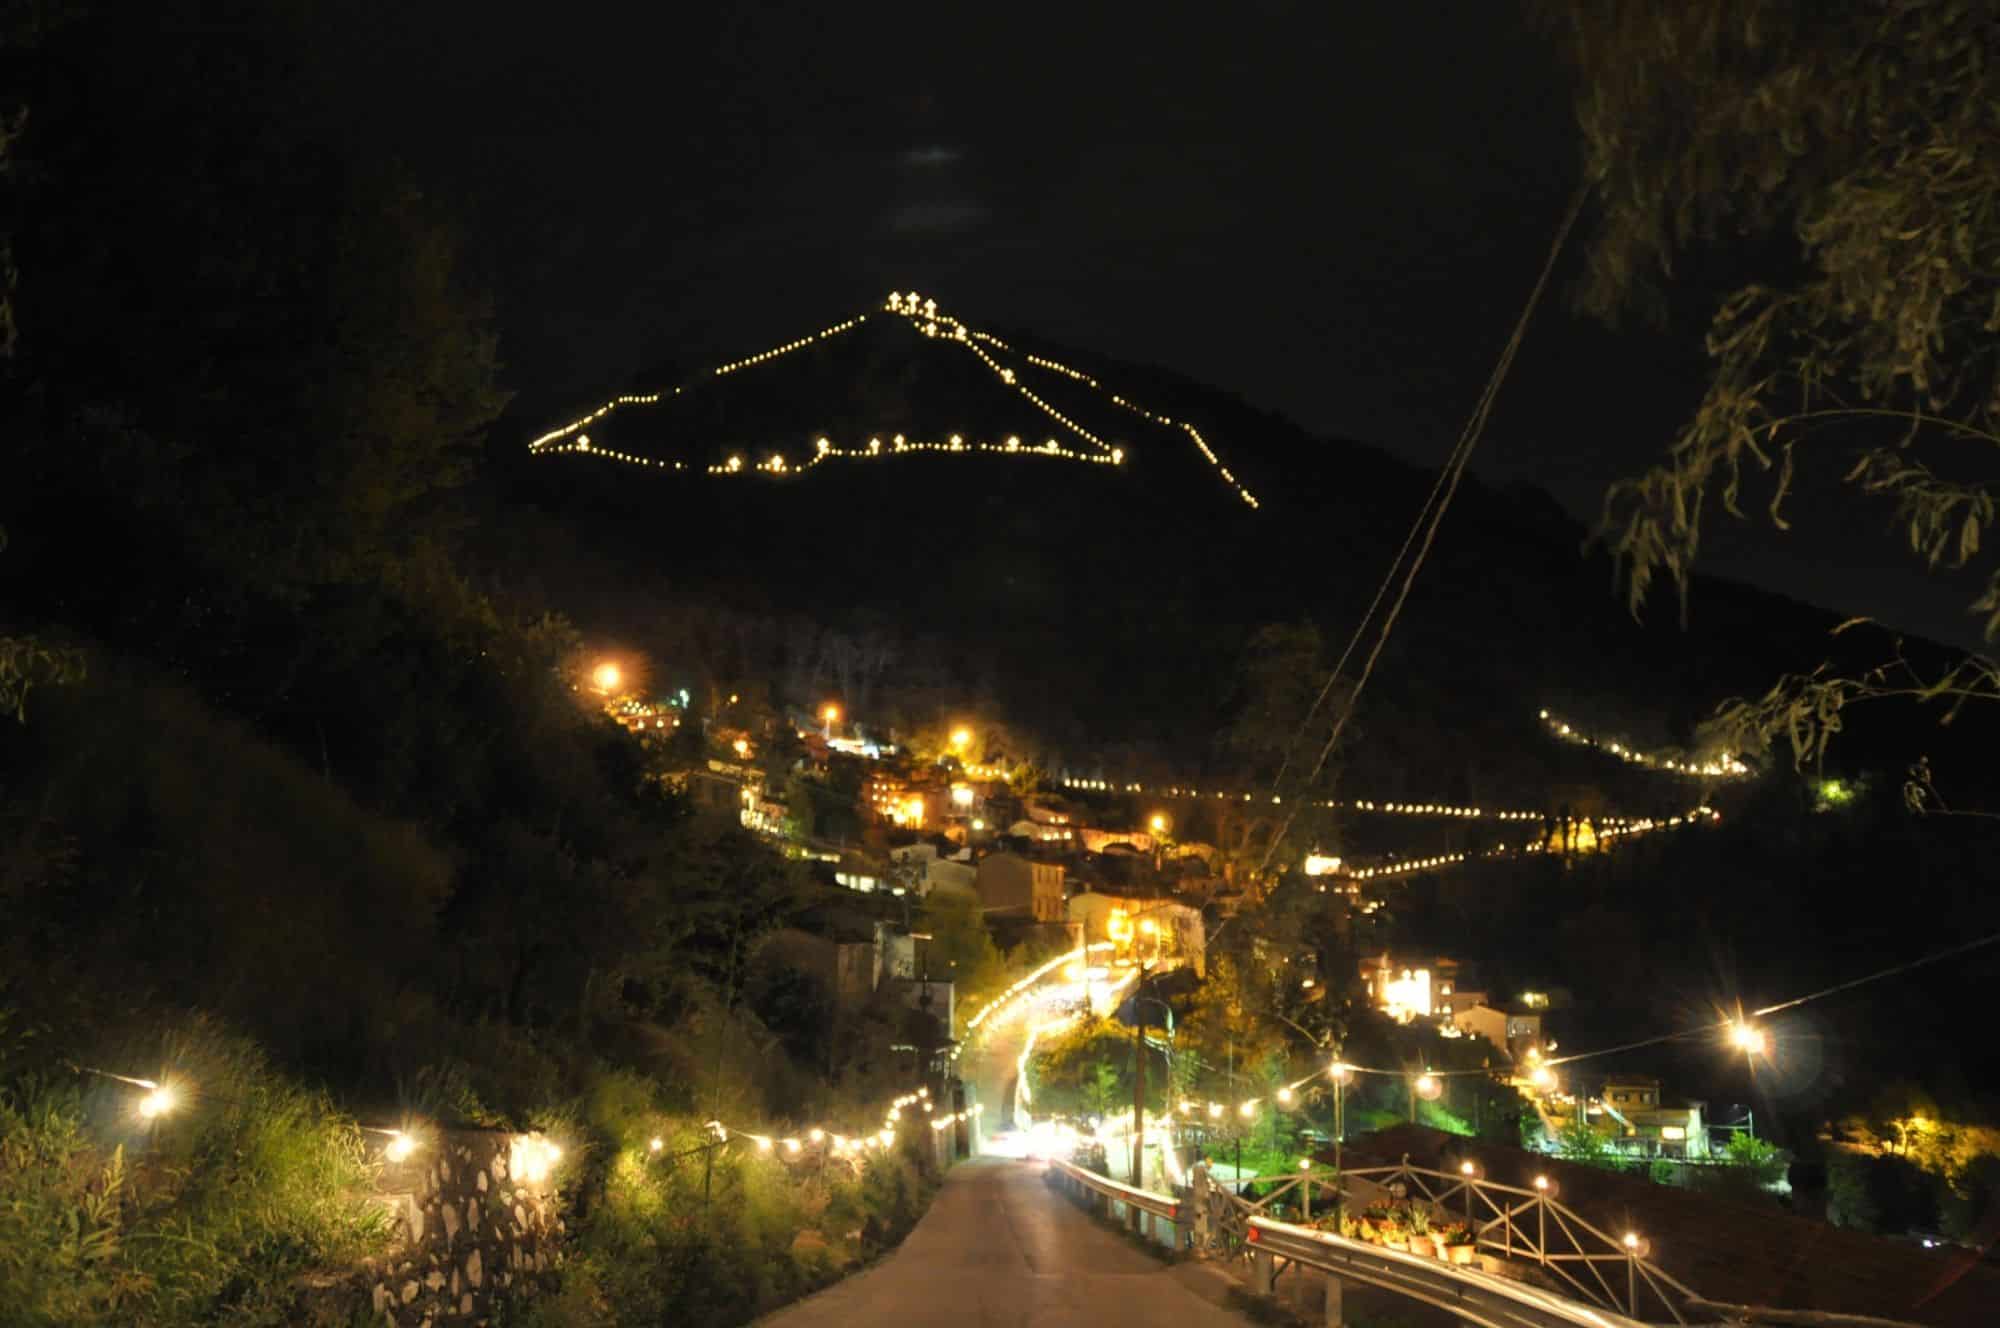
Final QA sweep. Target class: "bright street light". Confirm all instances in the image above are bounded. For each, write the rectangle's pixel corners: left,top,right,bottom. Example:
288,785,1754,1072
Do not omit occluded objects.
950,727,972,749
1149,813,1169,834
821,703,841,724
1730,1021,1768,1057
592,662,622,693
136,1083,177,1120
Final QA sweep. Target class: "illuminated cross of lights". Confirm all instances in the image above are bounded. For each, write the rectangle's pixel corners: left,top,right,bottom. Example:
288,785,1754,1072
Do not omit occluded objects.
526,293,1261,509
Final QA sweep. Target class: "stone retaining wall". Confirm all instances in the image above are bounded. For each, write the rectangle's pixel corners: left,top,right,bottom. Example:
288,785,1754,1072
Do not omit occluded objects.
360,1128,566,1326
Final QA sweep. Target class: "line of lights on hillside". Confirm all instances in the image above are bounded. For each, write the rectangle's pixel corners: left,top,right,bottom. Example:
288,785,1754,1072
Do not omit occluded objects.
965,941,1119,1034
1055,1001,1772,1131
1334,805,1718,883
72,1066,567,1185
1056,775,1595,824
78,1061,965,1190
1539,709,1750,778
523,291,1260,509
1056,774,1656,829
526,315,870,453
701,1086,982,1163
541,431,1122,476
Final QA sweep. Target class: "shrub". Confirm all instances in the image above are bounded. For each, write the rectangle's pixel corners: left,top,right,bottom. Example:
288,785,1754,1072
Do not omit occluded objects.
0,1016,390,1327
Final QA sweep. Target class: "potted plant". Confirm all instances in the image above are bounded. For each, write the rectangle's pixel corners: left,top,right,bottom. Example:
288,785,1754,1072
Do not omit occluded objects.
1380,1206,1410,1251
1360,1200,1395,1243
1438,1222,1478,1265
1406,1204,1434,1258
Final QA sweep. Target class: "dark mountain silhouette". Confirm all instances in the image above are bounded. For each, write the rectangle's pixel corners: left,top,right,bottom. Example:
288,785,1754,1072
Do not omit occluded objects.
489,293,1978,800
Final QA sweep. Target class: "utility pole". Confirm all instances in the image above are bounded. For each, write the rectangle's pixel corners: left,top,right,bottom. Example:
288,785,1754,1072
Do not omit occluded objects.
1130,964,1155,1186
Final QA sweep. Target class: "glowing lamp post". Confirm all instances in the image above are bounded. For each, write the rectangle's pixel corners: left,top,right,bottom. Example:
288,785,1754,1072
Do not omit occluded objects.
821,703,841,738
135,1082,177,1121
592,661,622,695
1330,1060,1352,1174
1730,1021,1767,1058
1458,1158,1482,1226
1622,1231,1651,1312
1411,1070,1441,1123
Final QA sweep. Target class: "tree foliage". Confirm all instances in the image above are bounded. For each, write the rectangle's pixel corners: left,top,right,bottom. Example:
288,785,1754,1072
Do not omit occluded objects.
1542,0,2000,764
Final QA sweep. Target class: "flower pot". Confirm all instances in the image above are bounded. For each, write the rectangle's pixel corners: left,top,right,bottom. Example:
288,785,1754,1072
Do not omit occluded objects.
1408,1235,1435,1258
1384,1235,1409,1252
1448,1243,1476,1265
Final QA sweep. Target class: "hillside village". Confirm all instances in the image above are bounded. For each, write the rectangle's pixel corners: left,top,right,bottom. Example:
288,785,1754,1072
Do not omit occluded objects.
617,681,1742,1170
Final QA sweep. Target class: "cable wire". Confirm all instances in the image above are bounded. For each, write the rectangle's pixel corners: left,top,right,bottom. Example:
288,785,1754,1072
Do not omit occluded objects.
1257,180,1590,872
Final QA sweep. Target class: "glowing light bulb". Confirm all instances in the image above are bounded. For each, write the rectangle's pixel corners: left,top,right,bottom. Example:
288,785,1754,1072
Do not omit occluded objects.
1730,1022,1768,1056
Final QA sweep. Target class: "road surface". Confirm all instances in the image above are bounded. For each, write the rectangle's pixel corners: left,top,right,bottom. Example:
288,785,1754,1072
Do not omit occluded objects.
755,1158,1255,1327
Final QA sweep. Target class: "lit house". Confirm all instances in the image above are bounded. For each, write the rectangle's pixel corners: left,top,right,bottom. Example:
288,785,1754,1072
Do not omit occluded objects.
1066,891,1206,976
1455,1003,1543,1057
1598,1073,1710,1159
866,772,934,828
1358,954,1462,1023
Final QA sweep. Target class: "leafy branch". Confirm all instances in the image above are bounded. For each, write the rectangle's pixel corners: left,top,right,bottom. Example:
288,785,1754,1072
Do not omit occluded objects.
1703,623,2000,773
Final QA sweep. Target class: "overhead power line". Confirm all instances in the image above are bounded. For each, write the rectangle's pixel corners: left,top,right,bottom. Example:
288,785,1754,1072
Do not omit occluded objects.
1260,180,1591,871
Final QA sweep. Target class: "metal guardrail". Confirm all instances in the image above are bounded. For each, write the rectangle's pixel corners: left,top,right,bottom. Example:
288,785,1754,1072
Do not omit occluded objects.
1190,1158,1712,1323
1344,1161,1698,1322
1045,1158,1187,1251
1044,1155,1925,1328
1244,1215,1654,1328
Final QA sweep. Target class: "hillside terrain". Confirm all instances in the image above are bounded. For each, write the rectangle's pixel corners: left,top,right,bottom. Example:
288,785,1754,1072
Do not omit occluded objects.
496,293,1976,796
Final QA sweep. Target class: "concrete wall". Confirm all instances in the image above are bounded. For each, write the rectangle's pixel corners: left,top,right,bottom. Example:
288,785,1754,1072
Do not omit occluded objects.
976,852,1065,920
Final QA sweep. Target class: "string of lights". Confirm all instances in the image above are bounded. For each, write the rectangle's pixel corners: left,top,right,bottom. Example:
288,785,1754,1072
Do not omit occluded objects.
523,292,1262,508
1057,773,1598,824
1136,928,2000,1127
697,1086,983,1164
1331,806,1716,882
1538,709,1750,779
71,1063,955,1183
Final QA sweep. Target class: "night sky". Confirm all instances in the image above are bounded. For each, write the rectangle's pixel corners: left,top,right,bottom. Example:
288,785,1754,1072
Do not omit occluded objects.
341,0,1983,647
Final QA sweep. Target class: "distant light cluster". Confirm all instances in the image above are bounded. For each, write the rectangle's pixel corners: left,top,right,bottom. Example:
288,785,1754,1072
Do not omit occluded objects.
523,292,1260,509
1539,709,1751,778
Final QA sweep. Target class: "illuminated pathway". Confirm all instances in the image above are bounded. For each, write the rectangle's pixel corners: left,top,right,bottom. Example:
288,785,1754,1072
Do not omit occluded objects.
756,1160,1464,1328
755,1159,1260,1327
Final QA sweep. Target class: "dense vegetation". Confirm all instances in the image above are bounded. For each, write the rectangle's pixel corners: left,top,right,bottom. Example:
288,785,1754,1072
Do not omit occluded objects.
0,4,960,1323
5,2,2000,1320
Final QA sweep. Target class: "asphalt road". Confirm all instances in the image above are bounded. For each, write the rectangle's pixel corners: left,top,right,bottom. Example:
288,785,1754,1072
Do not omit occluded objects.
754,1158,1257,1328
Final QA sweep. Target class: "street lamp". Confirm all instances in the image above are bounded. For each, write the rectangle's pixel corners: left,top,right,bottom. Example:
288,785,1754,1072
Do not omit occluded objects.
821,703,841,737
592,661,622,694
1330,1060,1352,1173
950,727,972,752
1729,1021,1767,1058
1411,1071,1441,1123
